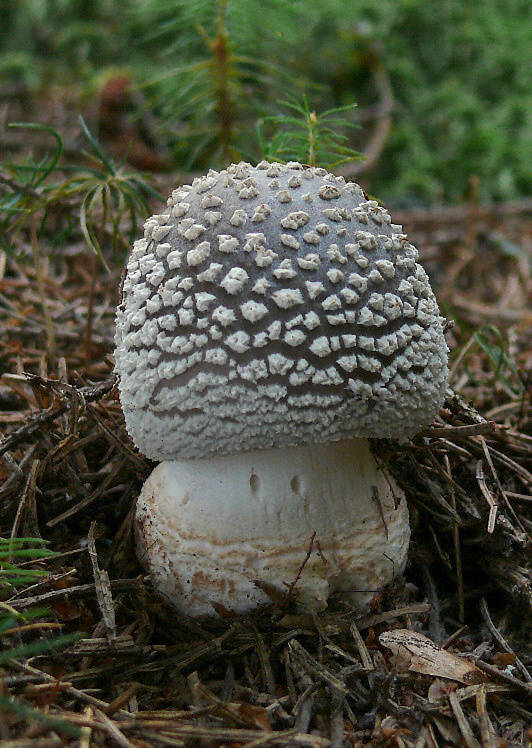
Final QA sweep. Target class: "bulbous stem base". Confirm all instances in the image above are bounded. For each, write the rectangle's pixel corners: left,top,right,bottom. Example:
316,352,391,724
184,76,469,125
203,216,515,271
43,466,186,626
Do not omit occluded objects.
135,438,409,618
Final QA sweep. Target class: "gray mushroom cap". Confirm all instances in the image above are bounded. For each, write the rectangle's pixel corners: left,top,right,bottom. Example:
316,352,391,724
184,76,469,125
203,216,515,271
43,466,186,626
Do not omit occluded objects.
115,161,448,461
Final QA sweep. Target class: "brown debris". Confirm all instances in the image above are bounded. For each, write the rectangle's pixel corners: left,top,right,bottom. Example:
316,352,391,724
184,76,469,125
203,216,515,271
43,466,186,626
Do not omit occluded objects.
378,629,485,684
0,194,530,746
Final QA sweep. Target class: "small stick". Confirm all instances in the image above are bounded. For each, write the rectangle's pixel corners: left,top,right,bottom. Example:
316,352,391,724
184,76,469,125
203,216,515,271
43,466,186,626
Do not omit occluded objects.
7,578,140,610
445,455,464,622
479,436,528,537
87,522,117,642
449,691,481,748
475,460,498,533
284,531,317,603
480,599,531,682
423,421,496,438
475,686,498,748
253,626,276,696
29,215,55,366
9,458,40,552
356,603,431,630
94,709,137,748
84,253,98,366
288,639,348,696
0,378,115,458
474,660,532,697
349,621,374,673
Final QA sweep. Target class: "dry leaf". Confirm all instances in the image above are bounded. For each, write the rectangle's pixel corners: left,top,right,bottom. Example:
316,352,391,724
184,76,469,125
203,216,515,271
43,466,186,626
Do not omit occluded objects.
235,702,271,731
379,629,485,684
493,652,516,667
428,678,457,702
87,522,116,641
51,598,83,622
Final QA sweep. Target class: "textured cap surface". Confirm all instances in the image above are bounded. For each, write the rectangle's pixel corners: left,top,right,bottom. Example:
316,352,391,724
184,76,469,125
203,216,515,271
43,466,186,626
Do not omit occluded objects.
115,161,448,460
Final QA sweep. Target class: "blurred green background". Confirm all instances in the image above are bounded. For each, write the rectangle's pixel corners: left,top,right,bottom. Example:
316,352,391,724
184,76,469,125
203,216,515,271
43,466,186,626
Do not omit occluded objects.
1,0,531,204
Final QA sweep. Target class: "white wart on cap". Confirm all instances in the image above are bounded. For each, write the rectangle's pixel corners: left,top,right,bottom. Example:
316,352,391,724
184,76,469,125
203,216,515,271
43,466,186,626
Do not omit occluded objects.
115,161,448,461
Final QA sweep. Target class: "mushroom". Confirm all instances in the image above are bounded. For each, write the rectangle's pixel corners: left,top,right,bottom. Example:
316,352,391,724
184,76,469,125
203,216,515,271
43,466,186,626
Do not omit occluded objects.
115,161,448,618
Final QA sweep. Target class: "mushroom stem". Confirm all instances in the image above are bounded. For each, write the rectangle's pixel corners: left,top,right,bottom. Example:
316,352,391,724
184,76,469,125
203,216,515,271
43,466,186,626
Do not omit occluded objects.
135,438,409,618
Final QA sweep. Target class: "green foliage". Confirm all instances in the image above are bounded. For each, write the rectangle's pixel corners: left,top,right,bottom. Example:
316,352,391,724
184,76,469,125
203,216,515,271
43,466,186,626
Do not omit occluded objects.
301,0,532,202
1,0,531,201
0,120,159,263
0,123,63,241
0,537,56,594
62,117,160,265
257,97,361,169
473,325,525,397
0,537,82,738
0,0,125,81
0,694,81,738
452,322,525,397
0,536,82,667
127,0,309,168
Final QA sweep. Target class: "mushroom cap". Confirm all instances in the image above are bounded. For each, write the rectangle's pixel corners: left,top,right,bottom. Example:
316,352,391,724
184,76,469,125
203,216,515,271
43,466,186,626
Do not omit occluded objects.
115,161,448,460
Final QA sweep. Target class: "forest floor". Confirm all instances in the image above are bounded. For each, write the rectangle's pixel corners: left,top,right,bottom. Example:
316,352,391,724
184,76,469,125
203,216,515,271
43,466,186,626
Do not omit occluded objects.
0,160,531,746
